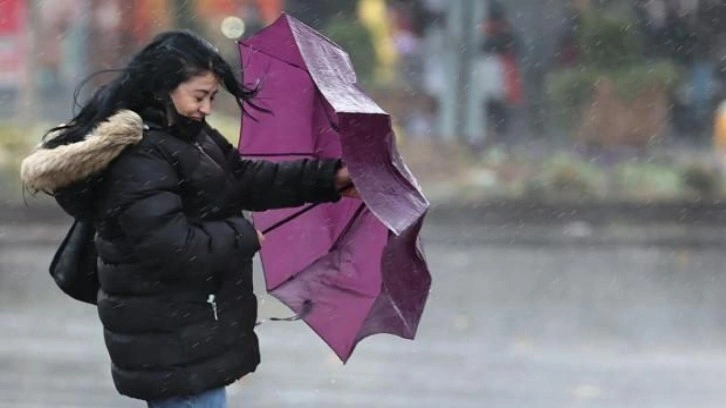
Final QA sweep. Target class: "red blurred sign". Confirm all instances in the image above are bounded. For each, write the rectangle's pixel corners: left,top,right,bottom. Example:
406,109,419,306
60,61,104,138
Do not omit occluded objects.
0,0,27,87
196,0,283,24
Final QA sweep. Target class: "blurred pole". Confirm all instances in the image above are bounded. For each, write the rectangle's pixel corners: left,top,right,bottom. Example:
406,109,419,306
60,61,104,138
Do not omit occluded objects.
439,0,487,145
463,0,487,145
454,0,474,141
18,0,37,126
174,0,199,31
438,0,464,141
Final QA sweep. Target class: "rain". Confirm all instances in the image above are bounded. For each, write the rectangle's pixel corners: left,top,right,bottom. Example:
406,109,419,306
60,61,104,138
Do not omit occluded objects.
2,0,726,407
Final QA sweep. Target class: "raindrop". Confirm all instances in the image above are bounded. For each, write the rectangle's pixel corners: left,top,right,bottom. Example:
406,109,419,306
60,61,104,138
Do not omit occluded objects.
453,315,471,331
572,384,603,400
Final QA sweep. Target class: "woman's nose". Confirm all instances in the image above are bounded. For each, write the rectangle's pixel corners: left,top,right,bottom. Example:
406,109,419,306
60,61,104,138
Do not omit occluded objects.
200,99,212,115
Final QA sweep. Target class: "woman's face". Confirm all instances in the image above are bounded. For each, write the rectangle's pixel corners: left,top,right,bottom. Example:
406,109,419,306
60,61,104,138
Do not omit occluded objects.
168,71,220,122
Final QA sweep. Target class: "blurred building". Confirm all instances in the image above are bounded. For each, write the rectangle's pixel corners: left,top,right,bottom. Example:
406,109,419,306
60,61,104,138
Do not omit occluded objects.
0,0,28,89
3,0,284,122
7,0,726,147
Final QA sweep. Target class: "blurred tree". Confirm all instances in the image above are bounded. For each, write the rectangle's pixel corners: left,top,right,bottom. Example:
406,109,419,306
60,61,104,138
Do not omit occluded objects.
321,15,376,85
274,0,378,86
546,6,679,149
578,12,641,69
285,0,357,30
357,0,396,83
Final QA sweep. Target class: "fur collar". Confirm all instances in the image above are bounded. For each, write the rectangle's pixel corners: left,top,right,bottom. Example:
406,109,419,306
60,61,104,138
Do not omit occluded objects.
20,110,144,193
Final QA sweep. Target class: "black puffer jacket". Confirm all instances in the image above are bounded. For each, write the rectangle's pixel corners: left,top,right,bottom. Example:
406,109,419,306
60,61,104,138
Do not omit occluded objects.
20,110,341,400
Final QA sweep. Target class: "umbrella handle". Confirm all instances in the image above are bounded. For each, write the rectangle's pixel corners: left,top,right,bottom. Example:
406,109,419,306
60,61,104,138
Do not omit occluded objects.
255,300,313,326
269,299,313,321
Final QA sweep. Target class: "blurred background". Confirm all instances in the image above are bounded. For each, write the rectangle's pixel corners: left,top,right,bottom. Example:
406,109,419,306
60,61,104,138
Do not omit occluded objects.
4,0,726,407
4,0,726,202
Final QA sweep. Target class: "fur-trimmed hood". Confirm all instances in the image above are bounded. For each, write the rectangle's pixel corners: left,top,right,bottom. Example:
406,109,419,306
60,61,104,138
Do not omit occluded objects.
20,110,144,193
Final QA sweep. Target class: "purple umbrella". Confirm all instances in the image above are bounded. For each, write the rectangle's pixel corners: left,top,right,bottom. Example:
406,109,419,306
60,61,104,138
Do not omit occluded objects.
238,13,431,362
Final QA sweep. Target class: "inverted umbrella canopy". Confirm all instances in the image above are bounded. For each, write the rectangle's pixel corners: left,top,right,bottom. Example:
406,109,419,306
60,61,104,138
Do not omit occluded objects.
239,13,431,362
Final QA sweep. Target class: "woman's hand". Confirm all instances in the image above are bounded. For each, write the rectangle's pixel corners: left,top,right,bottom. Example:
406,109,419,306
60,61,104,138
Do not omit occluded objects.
334,166,360,198
257,229,265,245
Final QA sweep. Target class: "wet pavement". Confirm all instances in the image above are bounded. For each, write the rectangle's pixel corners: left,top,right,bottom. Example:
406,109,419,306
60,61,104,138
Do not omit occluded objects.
3,211,726,407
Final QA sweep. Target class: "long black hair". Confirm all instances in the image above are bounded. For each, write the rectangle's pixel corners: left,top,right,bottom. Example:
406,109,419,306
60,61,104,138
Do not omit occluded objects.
43,30,256,148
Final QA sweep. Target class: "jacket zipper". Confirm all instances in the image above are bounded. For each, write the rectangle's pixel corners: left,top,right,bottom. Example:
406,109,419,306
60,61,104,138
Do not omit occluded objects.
194,139,225,322
207,294,219,321
193,141,224,172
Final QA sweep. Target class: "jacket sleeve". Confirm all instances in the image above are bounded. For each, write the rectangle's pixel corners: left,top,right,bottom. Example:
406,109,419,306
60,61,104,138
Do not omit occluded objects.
228,158,343,211
207,127,342,211
104,143,260,281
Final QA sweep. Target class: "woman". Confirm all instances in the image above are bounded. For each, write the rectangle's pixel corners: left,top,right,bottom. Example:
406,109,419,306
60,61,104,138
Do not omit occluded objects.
20,30,356,407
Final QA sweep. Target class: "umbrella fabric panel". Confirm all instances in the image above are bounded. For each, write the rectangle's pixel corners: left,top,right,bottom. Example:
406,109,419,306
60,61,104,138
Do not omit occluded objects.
269,206,389,361
255,198,364,290
239,48,325,157
339,112,429,235
356,216,431,344
240,15,307,71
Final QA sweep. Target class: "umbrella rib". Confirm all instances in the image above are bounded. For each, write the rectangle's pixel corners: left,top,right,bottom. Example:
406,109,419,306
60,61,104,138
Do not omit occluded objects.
383,286,414,336
330,203,366,251
261,202,321,234
241,45,308,71
261,185,358,235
